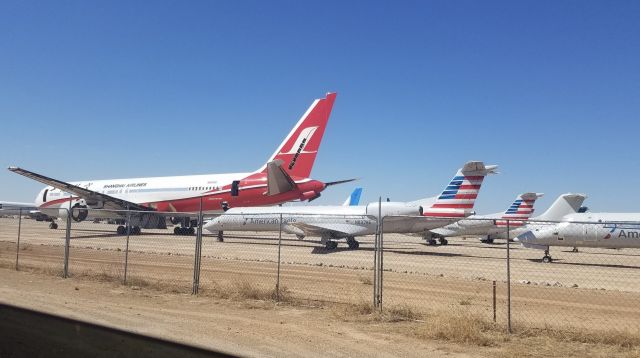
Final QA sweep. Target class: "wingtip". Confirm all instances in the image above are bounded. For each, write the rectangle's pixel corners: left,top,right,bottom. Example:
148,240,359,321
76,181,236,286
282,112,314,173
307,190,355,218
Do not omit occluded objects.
7,166,18,171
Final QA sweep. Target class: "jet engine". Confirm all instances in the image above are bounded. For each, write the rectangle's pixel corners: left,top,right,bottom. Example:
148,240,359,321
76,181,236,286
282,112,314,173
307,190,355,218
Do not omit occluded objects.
365,202,423,217
71,203,89,222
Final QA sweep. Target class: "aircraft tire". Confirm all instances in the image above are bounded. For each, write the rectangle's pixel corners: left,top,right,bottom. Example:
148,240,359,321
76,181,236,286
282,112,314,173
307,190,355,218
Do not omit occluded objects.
217,231,224,242
49,222,58,230
188,227,195,235
132,226,141,235
116,226,126,235
347,239,359,250
440,239,448,245
326,241,338,250
427,239,437,246
174,227,180,235
542,255,552,263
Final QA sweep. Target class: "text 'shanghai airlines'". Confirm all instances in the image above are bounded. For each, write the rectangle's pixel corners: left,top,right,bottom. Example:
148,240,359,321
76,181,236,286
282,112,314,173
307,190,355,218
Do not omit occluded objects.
9,93,353,235
204,161,497,250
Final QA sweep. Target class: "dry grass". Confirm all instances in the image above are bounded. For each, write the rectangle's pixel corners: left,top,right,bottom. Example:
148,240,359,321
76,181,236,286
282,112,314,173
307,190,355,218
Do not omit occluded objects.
332,303,640,356
200,280,293,304
332,301,422,323
358,275,373,285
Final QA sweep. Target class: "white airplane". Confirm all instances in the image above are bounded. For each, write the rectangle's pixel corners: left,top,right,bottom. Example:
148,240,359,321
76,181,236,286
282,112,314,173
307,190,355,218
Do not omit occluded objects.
204,161,497,250
423,192,545,245
516,210,640,263
8,93,353,235
486,193,587,244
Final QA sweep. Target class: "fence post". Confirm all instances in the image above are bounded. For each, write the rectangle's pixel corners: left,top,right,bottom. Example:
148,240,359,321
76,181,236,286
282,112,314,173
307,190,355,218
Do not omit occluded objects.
15,208,22,270
63,208,71,278
276,212,283,301
192,199,204,295
506,220,512,333
379,214,384,311
123,207,131,284
373,197,383,310
492,280,497,323
373,213,378,308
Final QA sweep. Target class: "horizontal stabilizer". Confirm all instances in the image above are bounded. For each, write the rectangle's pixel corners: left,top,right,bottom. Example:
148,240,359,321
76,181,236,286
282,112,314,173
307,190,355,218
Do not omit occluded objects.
266,160,297,196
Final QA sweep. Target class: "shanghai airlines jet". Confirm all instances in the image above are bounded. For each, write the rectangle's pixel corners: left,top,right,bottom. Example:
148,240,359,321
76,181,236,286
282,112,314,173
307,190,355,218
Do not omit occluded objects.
9,93,351,235
423,192,545,245
516,210,640,263
204,161,497,250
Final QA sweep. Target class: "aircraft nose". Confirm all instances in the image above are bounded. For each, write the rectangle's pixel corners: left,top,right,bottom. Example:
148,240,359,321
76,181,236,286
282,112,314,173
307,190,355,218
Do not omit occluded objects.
203,218,221,232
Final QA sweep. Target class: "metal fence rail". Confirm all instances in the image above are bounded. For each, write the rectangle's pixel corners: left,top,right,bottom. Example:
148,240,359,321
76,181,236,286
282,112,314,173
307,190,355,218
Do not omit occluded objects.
1,208,639,335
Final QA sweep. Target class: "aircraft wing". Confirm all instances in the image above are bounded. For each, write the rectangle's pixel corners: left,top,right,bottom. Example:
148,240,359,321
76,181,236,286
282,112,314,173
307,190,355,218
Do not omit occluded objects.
385,215,462,232
290,222,370,238
7,166,152,212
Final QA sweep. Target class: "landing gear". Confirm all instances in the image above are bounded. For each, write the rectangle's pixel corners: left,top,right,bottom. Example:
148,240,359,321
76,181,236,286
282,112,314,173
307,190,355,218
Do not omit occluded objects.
542,249,553,263
571,247,579,253
439,238,448,245
481,237,494,244
325,240,338,250
217,231,224,242
346,236,360,250
117,226,141,235
49,222,58,229
427,238,437,246
173,227,195,236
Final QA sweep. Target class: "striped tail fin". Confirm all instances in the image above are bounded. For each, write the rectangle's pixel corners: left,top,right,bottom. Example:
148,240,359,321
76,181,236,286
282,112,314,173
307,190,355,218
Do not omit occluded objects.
424,161,498,218
496,192,544,227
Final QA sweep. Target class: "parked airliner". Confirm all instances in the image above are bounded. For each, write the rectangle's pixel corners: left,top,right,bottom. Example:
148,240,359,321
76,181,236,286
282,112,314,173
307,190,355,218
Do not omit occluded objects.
423,192,544,245
9,93,351,235
516,211,640,263
204,161,497,250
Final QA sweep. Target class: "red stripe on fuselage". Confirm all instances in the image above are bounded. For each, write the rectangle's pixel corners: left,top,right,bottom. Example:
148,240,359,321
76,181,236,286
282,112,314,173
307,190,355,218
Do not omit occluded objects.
431,203,474,209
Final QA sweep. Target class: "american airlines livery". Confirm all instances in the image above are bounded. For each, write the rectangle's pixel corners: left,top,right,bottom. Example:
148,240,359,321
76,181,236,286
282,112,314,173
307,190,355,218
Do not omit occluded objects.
516,211,640,263
204,161,497,250
424,192,545,245
9,93,351,235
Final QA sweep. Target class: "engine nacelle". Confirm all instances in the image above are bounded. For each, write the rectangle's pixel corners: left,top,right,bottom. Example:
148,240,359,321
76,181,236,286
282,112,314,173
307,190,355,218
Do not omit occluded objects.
71,203,89,222
365,202,423,218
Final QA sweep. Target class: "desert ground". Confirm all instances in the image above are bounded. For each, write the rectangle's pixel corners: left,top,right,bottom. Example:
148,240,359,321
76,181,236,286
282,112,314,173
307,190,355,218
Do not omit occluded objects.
1,217,640,356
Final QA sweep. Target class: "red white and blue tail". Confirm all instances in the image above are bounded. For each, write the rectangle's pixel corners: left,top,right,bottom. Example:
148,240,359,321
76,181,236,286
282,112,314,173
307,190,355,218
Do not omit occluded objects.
423,161,498,218
496,192,544,227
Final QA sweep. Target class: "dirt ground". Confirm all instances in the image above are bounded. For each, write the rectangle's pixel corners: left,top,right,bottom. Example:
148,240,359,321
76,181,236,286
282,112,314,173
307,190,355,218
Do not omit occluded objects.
2,268,640,358
2,219,640,332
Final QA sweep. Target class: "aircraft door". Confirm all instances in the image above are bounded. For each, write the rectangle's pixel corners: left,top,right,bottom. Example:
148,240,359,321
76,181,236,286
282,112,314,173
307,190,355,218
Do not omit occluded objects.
583,221,597,241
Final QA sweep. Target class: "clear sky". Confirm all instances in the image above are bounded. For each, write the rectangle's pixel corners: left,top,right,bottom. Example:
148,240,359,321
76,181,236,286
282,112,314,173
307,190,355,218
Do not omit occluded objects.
1,1,639,213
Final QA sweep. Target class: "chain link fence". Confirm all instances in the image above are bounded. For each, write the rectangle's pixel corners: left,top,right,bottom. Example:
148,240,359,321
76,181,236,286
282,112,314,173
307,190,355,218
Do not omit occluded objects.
1,208,639,335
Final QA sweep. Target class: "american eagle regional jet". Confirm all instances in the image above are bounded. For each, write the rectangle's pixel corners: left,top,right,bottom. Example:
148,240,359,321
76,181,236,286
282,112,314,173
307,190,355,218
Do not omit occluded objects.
9,93,351,235
204,161,497,250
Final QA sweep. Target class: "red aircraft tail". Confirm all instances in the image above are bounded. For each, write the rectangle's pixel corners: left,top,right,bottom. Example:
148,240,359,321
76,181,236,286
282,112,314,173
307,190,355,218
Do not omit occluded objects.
259,92,337,178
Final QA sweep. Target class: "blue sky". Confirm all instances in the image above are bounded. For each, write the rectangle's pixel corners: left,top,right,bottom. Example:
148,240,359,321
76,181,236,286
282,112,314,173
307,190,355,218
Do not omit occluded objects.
1,1,639,213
